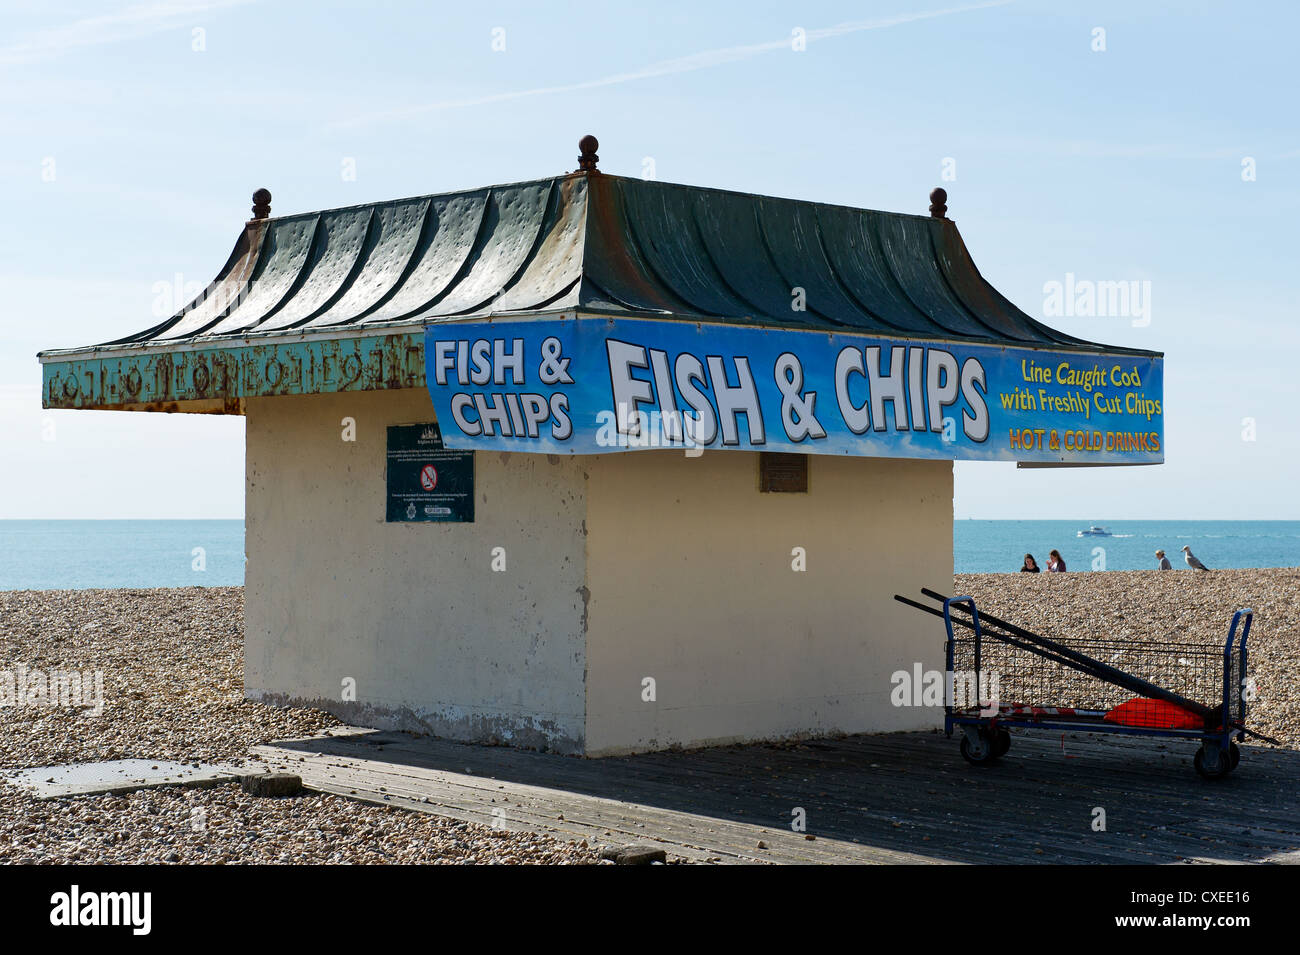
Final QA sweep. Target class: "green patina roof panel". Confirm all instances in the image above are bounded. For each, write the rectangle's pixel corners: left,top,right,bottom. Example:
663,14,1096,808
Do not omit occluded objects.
39,170,1157,411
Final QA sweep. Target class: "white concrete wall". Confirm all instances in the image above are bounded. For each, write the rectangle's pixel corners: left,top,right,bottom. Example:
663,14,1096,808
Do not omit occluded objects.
582,450,952,756
243,389,590,753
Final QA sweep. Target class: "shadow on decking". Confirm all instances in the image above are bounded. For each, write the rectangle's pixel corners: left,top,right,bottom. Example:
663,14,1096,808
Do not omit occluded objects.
256,728,1300,864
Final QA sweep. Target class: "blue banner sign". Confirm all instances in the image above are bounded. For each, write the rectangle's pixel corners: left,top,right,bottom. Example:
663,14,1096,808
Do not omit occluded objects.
424,318,1163,464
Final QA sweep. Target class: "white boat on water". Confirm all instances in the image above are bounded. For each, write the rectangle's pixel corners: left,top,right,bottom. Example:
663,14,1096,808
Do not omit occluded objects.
1077,525,1113,537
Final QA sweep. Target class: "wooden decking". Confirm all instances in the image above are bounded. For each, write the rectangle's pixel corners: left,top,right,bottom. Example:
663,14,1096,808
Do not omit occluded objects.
252,728,1300,864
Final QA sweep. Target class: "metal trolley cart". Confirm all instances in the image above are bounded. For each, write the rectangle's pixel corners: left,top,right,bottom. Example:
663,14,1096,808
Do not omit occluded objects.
895,589,1277,779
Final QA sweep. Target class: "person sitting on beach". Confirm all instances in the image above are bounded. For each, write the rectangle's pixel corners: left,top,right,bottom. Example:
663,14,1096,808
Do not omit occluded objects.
1155,549,1172,570
1019,553,1040,573
1047,550,1067,572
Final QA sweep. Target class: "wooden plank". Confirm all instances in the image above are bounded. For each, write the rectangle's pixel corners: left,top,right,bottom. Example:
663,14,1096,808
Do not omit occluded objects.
252,746,941,864
253,728,1300,865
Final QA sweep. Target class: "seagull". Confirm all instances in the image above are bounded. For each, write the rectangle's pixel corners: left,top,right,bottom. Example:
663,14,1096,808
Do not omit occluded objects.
1181,545,1210,570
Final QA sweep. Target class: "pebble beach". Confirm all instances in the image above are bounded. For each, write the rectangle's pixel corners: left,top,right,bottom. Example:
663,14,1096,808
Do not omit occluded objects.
2,570,1296,864
0,587,600,865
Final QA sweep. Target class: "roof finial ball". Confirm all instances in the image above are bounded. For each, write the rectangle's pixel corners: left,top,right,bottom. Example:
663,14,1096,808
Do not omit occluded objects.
252,188,272,220
928,187,948,219
577,135,600,173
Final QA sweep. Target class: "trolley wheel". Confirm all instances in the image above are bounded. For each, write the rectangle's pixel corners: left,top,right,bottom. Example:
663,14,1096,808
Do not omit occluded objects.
993,729,1012,757
1194,744,1231,780
1228,742,1241,770
960,730,997,766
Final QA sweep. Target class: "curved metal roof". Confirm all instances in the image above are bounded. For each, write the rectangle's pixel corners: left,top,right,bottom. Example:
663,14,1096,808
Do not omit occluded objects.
63,172,1151,356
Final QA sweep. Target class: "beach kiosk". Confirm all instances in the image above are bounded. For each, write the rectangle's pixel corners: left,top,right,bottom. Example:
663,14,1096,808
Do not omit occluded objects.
39,137,1164,756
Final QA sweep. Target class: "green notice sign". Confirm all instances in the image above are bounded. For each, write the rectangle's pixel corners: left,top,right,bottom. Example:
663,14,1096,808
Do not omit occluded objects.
386,423,475,523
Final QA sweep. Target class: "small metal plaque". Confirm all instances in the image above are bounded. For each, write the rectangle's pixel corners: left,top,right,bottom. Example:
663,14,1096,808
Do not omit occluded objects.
386,423,475,522
758,452,808,493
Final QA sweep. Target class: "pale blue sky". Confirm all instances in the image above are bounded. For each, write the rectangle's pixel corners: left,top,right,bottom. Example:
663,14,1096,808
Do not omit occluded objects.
2,0,1295,519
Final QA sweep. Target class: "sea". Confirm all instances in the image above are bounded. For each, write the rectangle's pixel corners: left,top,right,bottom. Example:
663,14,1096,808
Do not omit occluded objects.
956,520,1300,575
0,520,246,591
0,520,1297,590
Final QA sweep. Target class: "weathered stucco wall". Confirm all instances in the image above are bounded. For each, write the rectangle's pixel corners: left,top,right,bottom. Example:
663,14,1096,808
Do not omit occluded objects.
245,390,952,756
244,389,589,753
582,451,952,756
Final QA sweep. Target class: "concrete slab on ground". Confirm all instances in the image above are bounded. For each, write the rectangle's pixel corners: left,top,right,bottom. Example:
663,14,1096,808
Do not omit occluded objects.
2,759,259,799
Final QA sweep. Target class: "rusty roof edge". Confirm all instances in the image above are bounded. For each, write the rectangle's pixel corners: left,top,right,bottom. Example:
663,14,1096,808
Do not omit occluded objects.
39,303,1162,366
36,311,580,364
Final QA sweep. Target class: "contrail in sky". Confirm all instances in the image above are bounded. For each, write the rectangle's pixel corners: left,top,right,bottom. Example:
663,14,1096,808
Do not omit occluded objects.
330,1,1014,130
0,0,256,66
